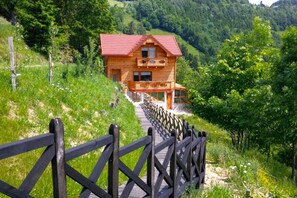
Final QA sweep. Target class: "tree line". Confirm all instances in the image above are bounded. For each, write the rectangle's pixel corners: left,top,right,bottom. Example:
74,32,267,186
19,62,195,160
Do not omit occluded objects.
124,0,297,64
177,17,297,182
0,0,115,61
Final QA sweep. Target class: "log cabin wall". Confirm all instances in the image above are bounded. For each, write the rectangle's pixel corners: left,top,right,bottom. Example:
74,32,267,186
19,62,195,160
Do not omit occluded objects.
105,44,176,84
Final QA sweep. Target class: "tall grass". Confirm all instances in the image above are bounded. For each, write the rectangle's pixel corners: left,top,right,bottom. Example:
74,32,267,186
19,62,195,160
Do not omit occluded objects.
182,115,297,197
0,66,144,197
0,16,47,68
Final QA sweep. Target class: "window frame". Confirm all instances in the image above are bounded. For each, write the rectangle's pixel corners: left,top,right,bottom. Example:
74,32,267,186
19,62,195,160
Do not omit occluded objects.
141,47,156,58
134,71,152,81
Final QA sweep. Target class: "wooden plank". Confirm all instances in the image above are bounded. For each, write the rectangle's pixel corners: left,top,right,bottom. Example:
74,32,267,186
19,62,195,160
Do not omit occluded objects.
119,136,151,157
0,180,32,198
65,164,112,198
121,144,151,196
154,157,173,188
19,145,55,194
65,135,113,161
170,130,177,198
119,161,151,197
176,137,191,151
155,137,174,153
79,144,113,197
0,133,54,160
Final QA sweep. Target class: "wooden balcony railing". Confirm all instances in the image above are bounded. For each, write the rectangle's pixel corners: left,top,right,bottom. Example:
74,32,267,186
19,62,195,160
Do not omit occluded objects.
137,58,168,68
128,81,174,92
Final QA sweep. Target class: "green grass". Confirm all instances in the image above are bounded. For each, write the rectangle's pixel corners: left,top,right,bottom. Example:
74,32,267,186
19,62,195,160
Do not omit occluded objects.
182,114,297,197
108,0,125,7
0,66,144,197
0,16,47,68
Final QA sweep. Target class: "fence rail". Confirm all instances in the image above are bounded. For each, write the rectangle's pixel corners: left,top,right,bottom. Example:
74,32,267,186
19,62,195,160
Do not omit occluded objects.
0,108,206,197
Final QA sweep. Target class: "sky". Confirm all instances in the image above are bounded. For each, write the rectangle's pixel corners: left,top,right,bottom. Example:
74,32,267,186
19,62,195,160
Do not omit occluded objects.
248,0,279,6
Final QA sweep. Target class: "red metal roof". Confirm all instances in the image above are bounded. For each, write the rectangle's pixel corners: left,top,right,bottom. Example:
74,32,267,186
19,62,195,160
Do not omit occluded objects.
100,34,182,56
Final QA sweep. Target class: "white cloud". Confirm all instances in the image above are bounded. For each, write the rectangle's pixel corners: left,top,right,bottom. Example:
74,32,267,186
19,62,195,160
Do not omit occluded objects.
248,0,279,6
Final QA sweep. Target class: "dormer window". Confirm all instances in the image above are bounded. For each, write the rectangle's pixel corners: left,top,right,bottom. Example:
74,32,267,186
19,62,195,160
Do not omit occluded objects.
142,47,156,58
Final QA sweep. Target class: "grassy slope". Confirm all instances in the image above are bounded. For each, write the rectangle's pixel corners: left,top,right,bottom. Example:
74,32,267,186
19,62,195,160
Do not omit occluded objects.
0,13,145,197
183,115,297,197
108,0,125,7
0,16,47,68
0,66,144,197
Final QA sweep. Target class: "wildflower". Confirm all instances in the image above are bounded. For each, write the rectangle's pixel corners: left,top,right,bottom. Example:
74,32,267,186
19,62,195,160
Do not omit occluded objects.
247,163,251,166
243,170,247,174
230,166,237,170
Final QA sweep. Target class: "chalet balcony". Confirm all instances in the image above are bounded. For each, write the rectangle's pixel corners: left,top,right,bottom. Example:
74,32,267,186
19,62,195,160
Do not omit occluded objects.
128,81,174,92
137,58,168,68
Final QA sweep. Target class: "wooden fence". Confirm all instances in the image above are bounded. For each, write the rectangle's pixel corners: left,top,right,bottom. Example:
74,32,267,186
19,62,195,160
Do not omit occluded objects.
0,112,206,197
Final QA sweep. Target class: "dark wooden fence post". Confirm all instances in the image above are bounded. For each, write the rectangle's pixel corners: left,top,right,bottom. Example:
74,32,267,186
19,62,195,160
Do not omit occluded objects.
147,127,155,198
187,129,193,186
201,131,207,185
50,118,67,198
108,124,119,197
170,130,177,198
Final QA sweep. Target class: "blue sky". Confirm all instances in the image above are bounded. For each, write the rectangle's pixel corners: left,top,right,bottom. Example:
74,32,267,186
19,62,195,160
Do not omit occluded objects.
248,0,279,6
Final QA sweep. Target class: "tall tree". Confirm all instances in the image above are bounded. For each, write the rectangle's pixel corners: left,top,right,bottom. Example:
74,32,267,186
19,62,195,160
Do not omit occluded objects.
272,26,297,182
0,0,17,24
190,17,277,150
16,0,56,52
66,0,115,51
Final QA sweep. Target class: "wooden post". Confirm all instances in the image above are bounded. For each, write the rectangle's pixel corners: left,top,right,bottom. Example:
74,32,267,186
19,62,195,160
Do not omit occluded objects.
8,37,16,90
147,127,155,198
50,118,67,198
187,129,193,186
246,189,250,198
108,124,119,197
170,130,177,198
49,53,53,84
201,131,207,186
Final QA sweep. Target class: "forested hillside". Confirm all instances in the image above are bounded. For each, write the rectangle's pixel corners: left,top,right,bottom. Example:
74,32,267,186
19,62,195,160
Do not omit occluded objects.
1,0,297,195
114,0,297,64
1,0,296,65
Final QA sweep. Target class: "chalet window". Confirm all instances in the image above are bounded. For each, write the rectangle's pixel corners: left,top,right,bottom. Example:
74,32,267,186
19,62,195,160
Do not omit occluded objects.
134,71,152,81
142,47,156,58
174,90,187,103
142,48,148,58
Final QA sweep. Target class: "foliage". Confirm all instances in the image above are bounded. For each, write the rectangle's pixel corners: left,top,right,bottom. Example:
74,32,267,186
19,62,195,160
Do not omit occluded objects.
271,26,297,180
15,0,57,53
65,0,115,51
74,38,105,77
189,17,277,151
0,0,115,56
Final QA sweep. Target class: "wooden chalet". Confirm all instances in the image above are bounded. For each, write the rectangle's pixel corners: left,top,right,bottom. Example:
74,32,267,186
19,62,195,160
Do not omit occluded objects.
100,34,186,109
